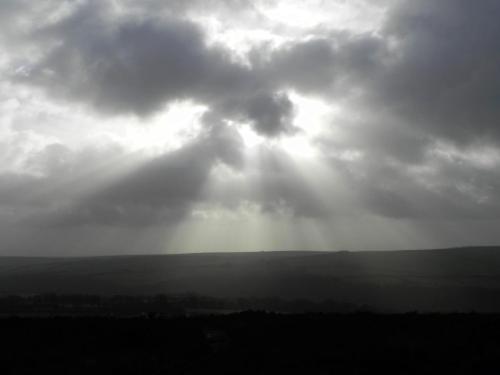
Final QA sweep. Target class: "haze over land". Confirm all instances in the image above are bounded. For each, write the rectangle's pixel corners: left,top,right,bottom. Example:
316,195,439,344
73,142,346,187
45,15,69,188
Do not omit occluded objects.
1,0,500,255
1,247,500,312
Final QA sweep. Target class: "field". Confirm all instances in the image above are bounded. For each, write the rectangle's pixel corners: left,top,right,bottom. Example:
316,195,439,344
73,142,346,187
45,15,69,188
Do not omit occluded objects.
2,247,500,312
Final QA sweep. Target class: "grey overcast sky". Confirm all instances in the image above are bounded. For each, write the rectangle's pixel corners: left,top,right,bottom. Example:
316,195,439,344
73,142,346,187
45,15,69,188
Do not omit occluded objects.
1,0,500,255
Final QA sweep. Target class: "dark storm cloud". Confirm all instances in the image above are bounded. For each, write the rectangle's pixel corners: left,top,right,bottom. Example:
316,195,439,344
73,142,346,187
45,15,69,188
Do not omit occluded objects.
26,2,231,116
79,142,217,225
264,0,500,148
212,91,296,136
357,0,500,219
14,0,500,220
11,0,500,143
2,0,500,252
261,34,386,98
0,173,41,207
8,1,379,139
324,146,500,220
244,92,295,136
141,0,254,16
0,0,32,38
58,140,331,227
0,143,129,211
290,0,500,221
262,38,338,94
46,123,245,226
371,0,500,144
15,0,295,137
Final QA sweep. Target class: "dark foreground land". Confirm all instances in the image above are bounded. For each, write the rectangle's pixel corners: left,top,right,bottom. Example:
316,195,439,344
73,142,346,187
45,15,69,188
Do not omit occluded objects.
2,312,500,374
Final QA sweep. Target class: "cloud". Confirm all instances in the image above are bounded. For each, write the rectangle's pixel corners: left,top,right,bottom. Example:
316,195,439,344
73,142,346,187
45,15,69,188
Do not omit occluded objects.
14,0,499,145
24,2,228,116
371,0,500,144
42,123,245,226
244,92,295,136
1,0,500,253
323,140,500,220
300,0,500,221
14,0,298,137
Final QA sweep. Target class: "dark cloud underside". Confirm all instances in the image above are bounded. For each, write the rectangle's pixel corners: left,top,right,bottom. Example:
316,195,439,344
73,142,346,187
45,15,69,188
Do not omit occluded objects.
1,0,500,254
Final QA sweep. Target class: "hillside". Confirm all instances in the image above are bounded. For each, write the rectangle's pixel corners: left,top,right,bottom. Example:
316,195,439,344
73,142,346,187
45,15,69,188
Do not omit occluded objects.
2,247,500,312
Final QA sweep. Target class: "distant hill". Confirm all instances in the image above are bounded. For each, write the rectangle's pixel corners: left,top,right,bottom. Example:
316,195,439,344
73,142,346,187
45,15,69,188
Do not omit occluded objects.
2,247,500,312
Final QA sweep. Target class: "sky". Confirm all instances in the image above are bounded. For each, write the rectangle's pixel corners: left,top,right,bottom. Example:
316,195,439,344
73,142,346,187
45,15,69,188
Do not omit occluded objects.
0,0,500,255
